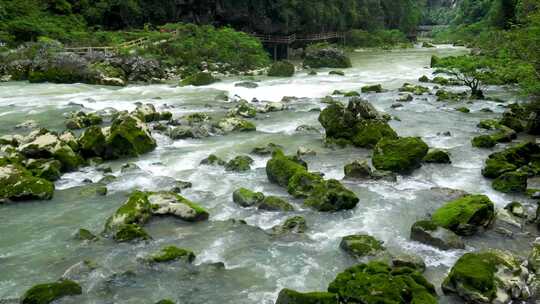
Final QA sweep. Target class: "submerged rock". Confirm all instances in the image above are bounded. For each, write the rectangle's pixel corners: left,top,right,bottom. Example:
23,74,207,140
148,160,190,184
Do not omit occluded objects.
442,250,533,303
372,137,429,174
410,220,464,250
275,289,338,304
339,234,385,258
200,154,226,166
361,84,383,93
328,261,437,304
180,72,218,86
21,279,82,304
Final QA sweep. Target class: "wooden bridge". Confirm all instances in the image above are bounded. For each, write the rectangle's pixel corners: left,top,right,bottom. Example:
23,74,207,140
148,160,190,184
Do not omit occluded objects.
62,30,345,60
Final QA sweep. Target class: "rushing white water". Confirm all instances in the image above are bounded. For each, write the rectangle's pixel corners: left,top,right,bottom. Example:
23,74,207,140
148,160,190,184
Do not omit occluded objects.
0,45,535,304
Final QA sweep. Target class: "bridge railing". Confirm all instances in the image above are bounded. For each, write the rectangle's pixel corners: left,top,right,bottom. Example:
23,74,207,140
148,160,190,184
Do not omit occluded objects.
251,32,345,44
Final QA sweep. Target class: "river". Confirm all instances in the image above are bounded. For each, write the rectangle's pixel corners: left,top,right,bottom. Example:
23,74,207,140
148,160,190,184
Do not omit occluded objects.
0,45,534,303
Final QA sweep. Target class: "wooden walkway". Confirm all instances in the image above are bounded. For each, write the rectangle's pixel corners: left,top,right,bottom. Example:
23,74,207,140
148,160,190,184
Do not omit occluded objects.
62,30,345,57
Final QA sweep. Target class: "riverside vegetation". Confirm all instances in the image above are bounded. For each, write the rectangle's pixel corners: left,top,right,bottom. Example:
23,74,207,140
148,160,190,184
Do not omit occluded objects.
2,0,540,304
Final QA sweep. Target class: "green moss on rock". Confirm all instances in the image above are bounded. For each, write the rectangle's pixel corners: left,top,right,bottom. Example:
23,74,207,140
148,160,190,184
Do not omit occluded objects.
351,120,397,148
372,137,429,174
232,188,265,207
21,280,82,304
472,135,496,148
431,194,495,236
275,289,338,304
492,171,528,193
225,155,254,172
105,114,156,159
423,149,451,164
258,196,294,212
150,246,195,263
78,126,106,158
0,164,54,201
339,234,385,258
266,150,307,187
114,223,151,242
328,261,436,304
361,84,383,93
303,179,359,212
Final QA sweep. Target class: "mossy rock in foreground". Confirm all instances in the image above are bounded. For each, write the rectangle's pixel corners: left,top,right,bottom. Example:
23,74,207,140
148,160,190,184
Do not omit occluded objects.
372,137,429,174
303,179,359,212
431,194,495,236
423,149,451,164
267,61,295,77
150,246,195,263
442,250,525,304
21,279,82,304
258,196,294,212
0,164,55,201
339,234,385,258
328,261,437,304
266,149,307,187
275,288,338,304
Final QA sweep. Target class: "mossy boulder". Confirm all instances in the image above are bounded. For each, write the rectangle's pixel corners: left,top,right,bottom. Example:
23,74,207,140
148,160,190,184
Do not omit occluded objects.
25,159,62,181
339,234,385,258
423,149,451,164
478,119,500,130
258,196,294,212
482,142,540,178
268,61,295,77
303,45,351,68
65,112,103,130
180,72,218,86
266,150,308,187
328,261,437,304
271,216,307,235
148,191,209,222
456,107,470,113
149,246,195,263
287,171,324,198
492,171,528,193
276,289,338,304
431,194,495,236
442,250,530,303
216,117,256,133
232,188,265,207
419,75,430,82
472,135,496,148
251,143,283,156
18,132,83,172
303,179,359,212
410,220,464,250
75,228,98,241
21,279,82,304
78,126,106,158
105,114,156,159
361,84,383,93
0,164,54,201
351,120,398,148
229,101,257,118
318,98,396,148
114,224,151,242
344,160,372,179
329,70,345,76
225,155,254,172
344,91,360,97
104,191,154,238
372,137,429,174
134,104,160,122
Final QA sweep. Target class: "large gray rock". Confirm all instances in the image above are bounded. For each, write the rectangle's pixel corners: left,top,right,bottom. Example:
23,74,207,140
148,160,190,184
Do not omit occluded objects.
410,220,464,250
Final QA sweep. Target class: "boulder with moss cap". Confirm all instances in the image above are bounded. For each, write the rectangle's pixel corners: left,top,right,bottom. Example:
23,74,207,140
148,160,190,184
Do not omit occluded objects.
372,137,429,174
149,246,195,263
328,261,437,304
442,250,533,303
232,188,265,207
431,194,495,236
104,114,157,159
0,164,54,201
